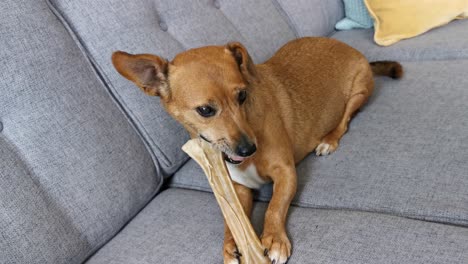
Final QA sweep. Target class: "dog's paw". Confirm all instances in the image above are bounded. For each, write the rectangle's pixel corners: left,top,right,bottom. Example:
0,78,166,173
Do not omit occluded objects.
224,240,241,264
261,232,291,264
315,142,337,156
224,257,240,264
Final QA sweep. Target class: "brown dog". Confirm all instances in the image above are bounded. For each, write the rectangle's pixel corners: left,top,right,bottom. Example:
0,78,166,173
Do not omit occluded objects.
112,37,402,264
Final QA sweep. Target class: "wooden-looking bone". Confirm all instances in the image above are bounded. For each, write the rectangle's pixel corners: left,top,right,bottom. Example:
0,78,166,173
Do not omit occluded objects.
182,139,269,264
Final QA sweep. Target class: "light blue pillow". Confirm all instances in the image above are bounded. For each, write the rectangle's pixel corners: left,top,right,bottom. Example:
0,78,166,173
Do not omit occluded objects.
335,0,374,30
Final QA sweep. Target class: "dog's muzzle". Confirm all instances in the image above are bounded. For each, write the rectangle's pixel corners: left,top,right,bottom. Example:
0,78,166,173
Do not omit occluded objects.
199,134,256,165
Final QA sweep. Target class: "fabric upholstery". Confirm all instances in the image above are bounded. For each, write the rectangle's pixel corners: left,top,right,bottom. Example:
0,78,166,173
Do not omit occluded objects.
0,1,159,263
365,0,468,46
332,19,468,62
275,0,344,37
87,188,468,264
48,0,189,175
170,59,468,227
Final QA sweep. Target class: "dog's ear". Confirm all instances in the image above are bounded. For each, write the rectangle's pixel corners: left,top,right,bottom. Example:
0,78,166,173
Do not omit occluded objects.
226,42,256,82
112,51,169,98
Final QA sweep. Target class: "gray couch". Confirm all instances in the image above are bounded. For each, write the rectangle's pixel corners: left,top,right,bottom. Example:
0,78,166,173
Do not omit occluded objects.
1,1,467,263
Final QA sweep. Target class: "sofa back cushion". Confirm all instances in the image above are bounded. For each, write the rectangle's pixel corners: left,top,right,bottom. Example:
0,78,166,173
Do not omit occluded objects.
276,0,344,37
48,0,344,175
0,1,159,263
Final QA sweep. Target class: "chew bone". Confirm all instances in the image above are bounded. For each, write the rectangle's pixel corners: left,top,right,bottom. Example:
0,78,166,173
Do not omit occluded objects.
182,139,269,264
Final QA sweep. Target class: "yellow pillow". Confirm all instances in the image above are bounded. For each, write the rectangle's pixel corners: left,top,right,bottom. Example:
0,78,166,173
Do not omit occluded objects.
364,0,468,46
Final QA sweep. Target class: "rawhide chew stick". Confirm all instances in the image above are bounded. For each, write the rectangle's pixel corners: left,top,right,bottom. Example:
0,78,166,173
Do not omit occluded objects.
182,139,269,264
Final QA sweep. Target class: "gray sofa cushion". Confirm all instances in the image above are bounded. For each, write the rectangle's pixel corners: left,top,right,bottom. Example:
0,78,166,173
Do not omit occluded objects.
47,0,190,175
170,59,468,227
332,19,468,62
0,1,158,263
47,0,346,175
276,0,343,37
86,188,468,264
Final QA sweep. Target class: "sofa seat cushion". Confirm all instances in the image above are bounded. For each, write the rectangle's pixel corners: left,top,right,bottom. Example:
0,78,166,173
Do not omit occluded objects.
332,19,468,61
86,188,468,264
170,59,468,227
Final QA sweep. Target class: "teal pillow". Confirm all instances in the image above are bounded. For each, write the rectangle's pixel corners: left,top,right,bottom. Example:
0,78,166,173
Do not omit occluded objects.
335,0,374,30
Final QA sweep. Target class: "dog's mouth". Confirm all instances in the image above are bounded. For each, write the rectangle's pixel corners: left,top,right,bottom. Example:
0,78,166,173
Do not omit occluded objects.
222,152,246,165
199,134,249,165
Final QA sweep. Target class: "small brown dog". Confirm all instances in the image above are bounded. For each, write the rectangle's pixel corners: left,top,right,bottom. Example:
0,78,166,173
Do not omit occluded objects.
112,37,402,264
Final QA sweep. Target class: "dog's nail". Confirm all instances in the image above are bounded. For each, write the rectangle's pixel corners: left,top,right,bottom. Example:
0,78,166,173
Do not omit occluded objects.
234,250,242,258
264,248,269,256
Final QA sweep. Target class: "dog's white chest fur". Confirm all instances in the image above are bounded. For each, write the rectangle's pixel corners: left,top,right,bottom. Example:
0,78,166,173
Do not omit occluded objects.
226,162,266,189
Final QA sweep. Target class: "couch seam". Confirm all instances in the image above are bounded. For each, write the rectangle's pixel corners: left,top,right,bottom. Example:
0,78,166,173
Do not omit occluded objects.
271,0,300,38
203,3,251,50
168,182,468,228
285,201,468,228
45,0,178,171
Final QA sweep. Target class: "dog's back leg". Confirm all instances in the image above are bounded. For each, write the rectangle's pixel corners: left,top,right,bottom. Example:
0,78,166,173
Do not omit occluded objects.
315,66,373,156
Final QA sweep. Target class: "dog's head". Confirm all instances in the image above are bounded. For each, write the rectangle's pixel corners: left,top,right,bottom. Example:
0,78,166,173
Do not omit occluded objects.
112,42,257,164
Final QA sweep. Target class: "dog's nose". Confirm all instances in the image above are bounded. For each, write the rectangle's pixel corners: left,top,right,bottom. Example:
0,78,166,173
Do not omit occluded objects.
235,135,257,157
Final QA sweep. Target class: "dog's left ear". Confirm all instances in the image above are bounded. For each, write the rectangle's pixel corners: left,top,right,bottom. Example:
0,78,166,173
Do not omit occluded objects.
226,42,257,82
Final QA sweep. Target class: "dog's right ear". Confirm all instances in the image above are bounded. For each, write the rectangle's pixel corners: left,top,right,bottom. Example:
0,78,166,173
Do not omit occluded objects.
112,51,169,97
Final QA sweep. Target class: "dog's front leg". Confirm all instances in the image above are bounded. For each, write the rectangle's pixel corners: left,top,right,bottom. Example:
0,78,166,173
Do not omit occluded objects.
223,182,253,264
262,165,297,264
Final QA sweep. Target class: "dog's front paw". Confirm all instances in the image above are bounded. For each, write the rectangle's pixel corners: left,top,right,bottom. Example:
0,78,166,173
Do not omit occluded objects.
223,239,241,264
261,232,291,264
315,142,338,156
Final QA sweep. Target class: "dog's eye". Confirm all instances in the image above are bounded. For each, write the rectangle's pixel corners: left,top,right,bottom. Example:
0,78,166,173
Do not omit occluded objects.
196,105,216,117
238,90,247,105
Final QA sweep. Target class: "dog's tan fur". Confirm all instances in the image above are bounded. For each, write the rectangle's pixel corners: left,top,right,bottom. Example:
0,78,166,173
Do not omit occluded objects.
112,37,402,264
